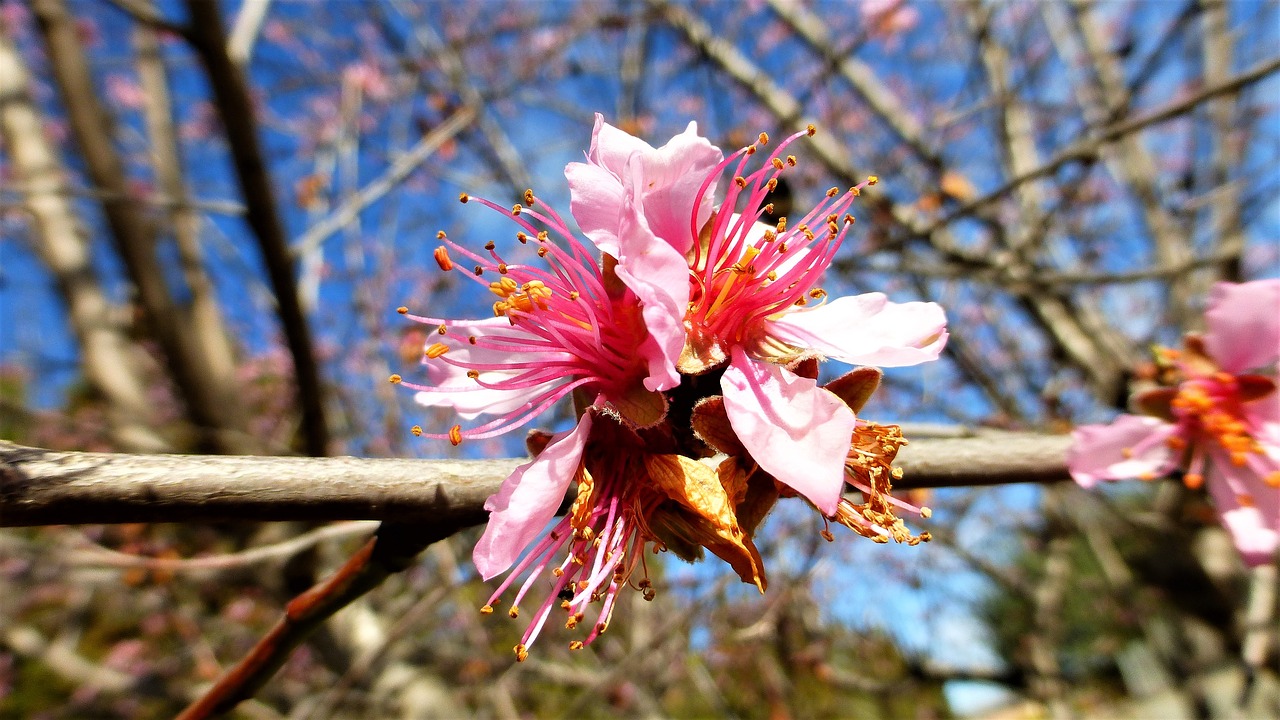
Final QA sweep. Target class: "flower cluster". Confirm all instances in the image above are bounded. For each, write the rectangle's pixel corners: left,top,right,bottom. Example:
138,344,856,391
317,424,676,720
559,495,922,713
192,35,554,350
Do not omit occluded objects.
395,115,948,660
1068,280,1280,566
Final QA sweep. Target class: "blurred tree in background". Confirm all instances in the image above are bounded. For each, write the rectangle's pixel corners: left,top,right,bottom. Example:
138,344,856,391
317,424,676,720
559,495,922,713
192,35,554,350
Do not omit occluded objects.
1,0,1277,717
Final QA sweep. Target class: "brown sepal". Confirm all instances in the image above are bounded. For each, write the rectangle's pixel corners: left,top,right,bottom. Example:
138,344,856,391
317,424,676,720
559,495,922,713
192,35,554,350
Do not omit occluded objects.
1238,374,1278,403
690,396,746,456
609,383,669,429
790,357,820,380
525,429,555,457
1132,387,1177,422
823,367,883,413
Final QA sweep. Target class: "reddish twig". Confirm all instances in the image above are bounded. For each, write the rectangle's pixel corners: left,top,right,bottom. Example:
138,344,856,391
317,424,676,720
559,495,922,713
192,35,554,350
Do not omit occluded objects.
175,522,464,719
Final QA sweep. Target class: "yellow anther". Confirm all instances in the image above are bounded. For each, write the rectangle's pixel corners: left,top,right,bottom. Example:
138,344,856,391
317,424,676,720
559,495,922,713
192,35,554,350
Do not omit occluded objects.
458,192,469,203
745,145,756,155
436,230,447,239
411,425,423,436
806,124,816,136
763,203,775,214
786,155,796,166
758,132,769,145
480,604,494,615
396,306,408,314
867,175,878,185
1184,473,1204,489
437,324,447,335
388,374,402,384
484,240,496,250
511,203,522,215
467,370,480,379
425,343,449,359
826,187,839,197
497,263,508,274
850,187,861,197
524,189,535,205
449,424,463,446
537,246,548,257
776,217,787,232
772,158,784,170
921,506,933,519
514,645,528,662
569,641,585,651
568,291,579,300
735,176,747,188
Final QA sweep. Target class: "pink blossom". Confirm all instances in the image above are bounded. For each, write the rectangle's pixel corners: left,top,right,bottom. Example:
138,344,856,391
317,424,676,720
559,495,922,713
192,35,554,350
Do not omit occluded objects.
1068,280,1280,566
395,188,676,590
678,128,947,515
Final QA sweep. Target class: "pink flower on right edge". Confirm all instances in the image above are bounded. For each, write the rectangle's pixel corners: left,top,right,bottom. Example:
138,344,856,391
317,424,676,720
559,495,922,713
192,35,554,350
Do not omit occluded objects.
1068,279,1280,566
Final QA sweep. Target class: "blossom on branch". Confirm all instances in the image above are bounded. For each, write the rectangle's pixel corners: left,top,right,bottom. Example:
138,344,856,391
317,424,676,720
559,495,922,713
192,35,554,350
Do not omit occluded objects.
396,116,947,660
1068,280,1280,566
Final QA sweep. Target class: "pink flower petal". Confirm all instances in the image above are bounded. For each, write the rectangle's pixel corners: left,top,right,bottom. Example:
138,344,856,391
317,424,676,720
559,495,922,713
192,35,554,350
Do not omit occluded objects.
564,161,625,255
720,346,856,515
567,114,721,256
1203,280,1280,373
1204,453,1279,567
627,121,721,254
473,413,595,580
612,164,689,391
768,293,948,367
1067,415,1180,487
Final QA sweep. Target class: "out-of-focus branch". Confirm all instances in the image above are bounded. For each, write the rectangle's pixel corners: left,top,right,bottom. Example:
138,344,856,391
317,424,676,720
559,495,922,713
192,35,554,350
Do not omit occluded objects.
184,0,330,456
226,0,271,65
0,434,1073,527
926,53,1280,234
290,105,477,258
0,18,167,453
32,0,249,453
135,10,252,451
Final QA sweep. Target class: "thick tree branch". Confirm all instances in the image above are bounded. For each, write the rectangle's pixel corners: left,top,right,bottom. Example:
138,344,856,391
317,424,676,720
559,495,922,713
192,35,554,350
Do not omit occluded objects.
0,434,1073,527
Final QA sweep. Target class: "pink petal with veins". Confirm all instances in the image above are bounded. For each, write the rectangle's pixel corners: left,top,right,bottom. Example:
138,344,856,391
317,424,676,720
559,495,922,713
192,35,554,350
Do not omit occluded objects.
473,413,594,580
720,346,856,515
769,293,948,367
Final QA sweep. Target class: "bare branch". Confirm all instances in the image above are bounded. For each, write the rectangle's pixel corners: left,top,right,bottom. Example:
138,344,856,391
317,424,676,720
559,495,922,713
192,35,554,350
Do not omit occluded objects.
0,18,168,452
0,434,1073,527
184,0,330,456
290,106,478,259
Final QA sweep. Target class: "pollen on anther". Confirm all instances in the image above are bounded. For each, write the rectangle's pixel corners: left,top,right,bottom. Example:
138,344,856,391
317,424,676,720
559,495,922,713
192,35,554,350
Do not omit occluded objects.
484,240,496,251
458,192,469,203
771,158,784,170
436,230,447,239
763,203,775,214
826,187,839,197
806,124,816,136
514,645,529,662
437,324,447,335
396,306,408,314
480,604,494,615
569,641,585,651
523,189,535,205
433,246,453,271
786,155,797,166
511,203,522,215
498,263,509,274
388,374,402,384
516,231,528,243
921,507,933,519
426,343,449,359
411,425,423,437
449,424,463,446
867,175,879,185
735,176,747,188
467,370,480,379
758,132,769,145
508,606,520,619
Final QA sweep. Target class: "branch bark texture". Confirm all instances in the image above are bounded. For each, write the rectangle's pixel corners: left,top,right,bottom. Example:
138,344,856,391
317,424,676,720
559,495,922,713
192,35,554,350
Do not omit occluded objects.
0,434,1072,527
